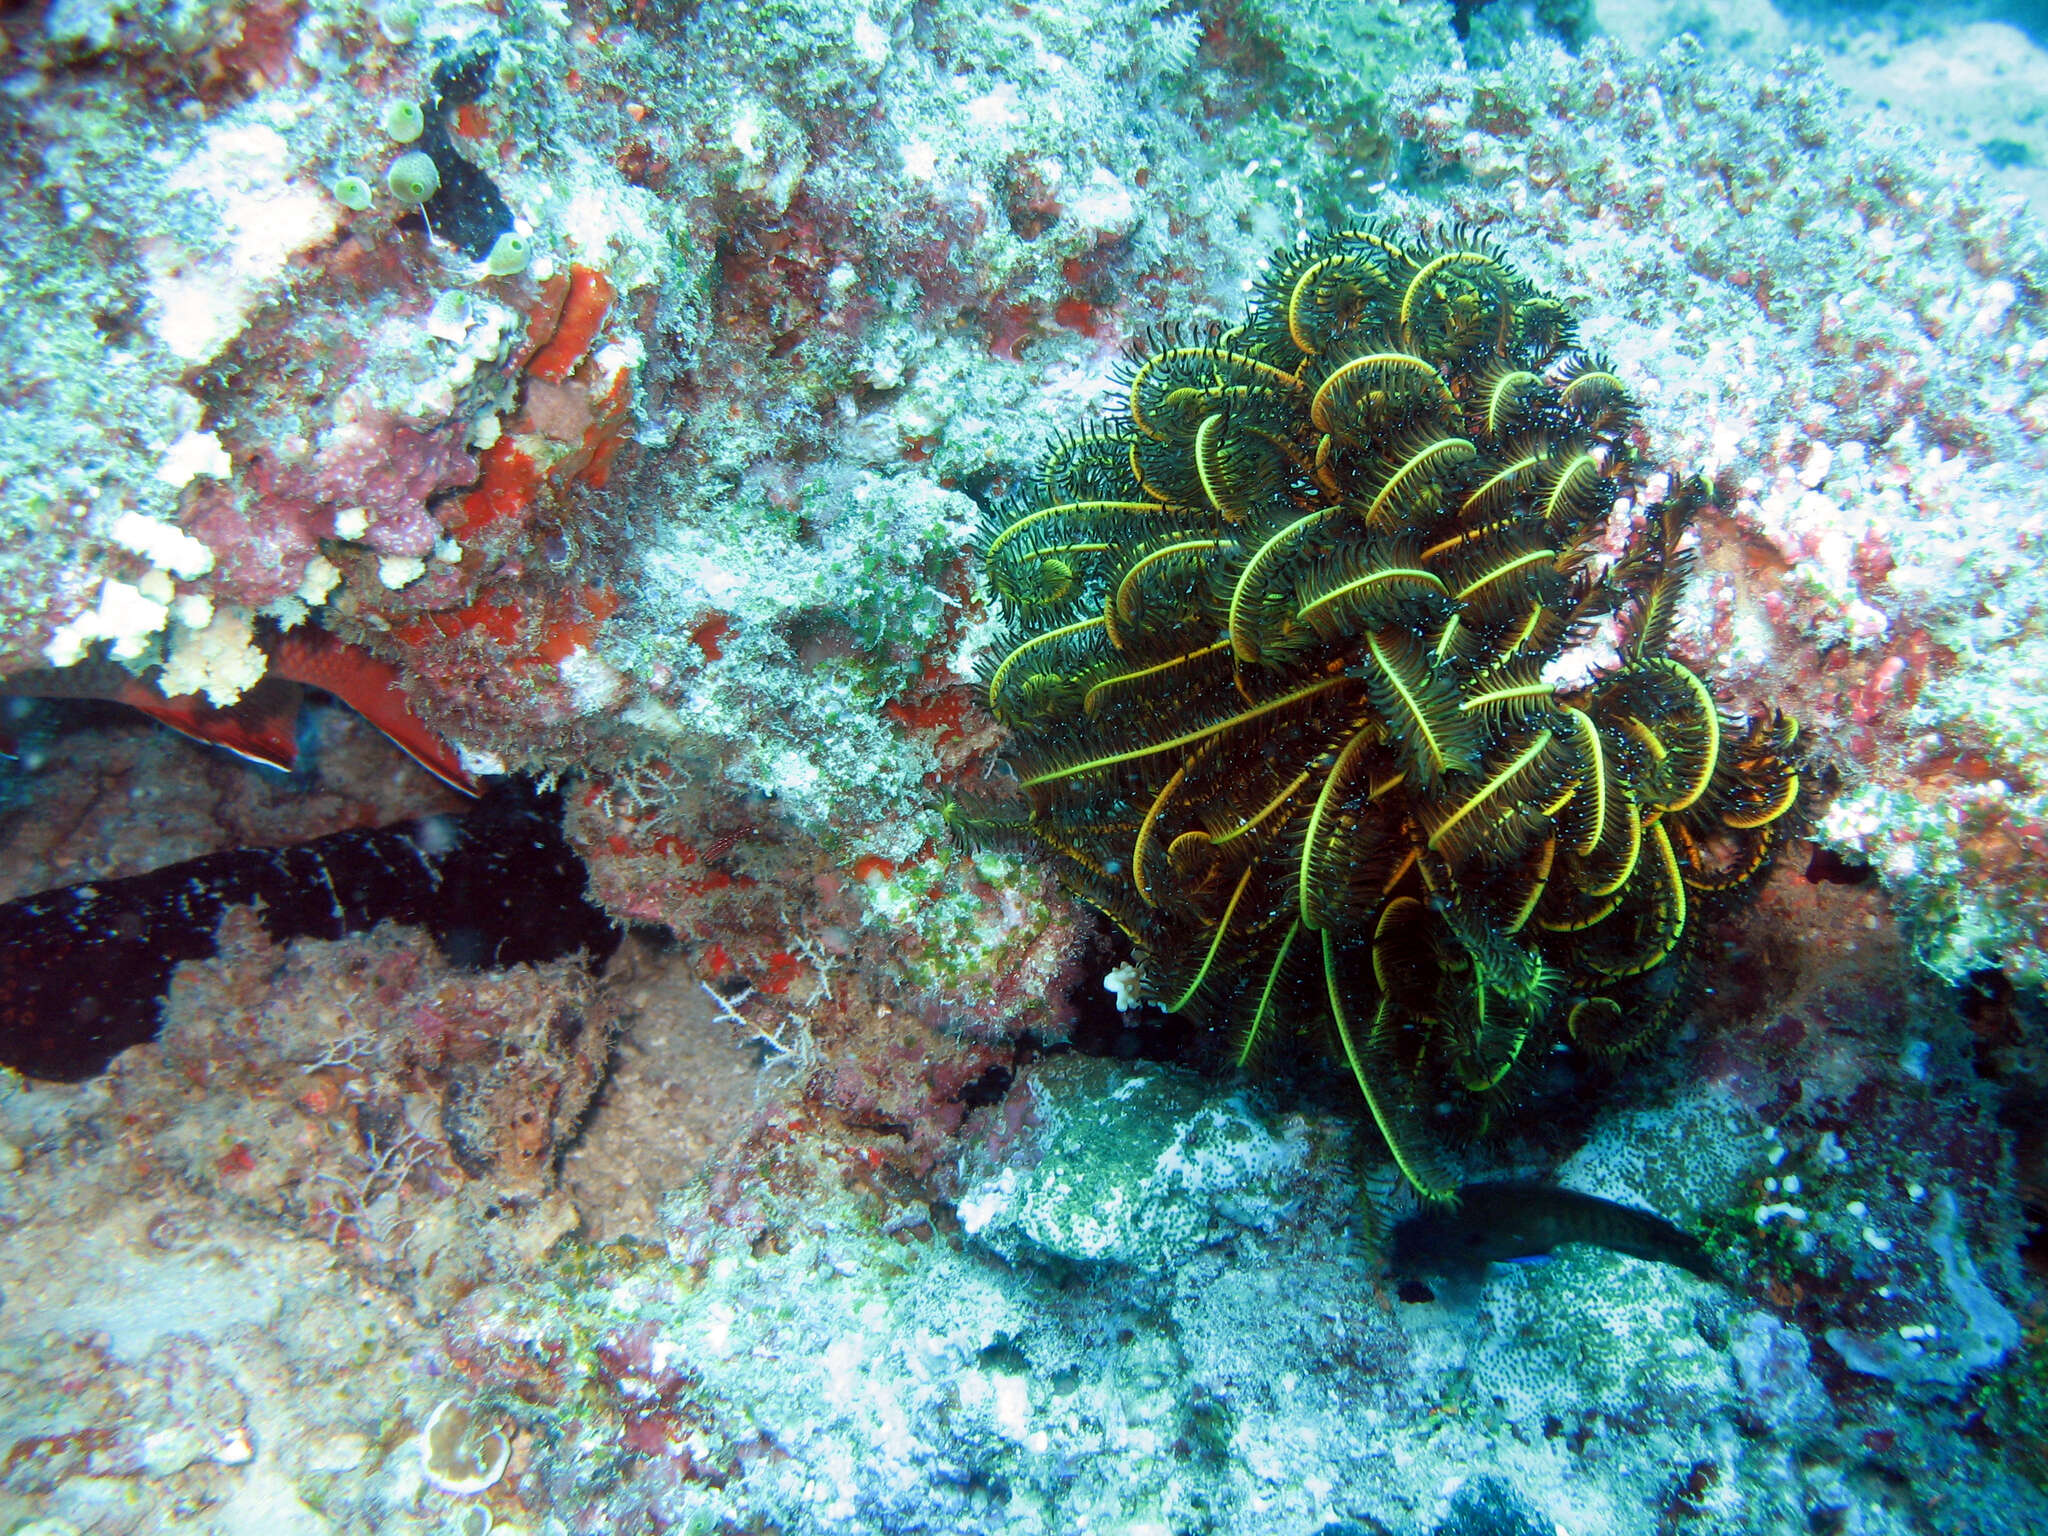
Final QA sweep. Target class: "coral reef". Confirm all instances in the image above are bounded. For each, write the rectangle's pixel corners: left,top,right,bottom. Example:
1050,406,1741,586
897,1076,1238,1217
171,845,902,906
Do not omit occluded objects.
6,0,2044,1003
0,0,1477,1056
1384,36,2048,991
1,0,2046,1532
5,771,2026,1535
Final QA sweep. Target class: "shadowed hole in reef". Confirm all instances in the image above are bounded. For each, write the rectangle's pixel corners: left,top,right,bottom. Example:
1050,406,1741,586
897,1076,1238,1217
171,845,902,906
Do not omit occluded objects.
1971,966,2048,1280
2020,1183,2048,1286
1804,846,1874,885
0,779,620,1082
955,1064,1015,1108
1061,919,1197,1063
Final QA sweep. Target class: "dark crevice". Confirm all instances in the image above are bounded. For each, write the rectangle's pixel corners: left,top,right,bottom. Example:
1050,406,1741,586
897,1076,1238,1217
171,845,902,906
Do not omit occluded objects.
1804,846,1875,885
0,779,619,1082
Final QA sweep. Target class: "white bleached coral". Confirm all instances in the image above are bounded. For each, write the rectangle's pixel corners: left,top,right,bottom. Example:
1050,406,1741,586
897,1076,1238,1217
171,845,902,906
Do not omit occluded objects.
146,122,338,366
44,574,172,665
111,510,215,579
157,605,268,706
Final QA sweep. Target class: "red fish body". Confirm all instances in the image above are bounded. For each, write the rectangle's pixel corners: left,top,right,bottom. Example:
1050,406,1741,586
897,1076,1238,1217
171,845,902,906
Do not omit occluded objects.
0,625,478,795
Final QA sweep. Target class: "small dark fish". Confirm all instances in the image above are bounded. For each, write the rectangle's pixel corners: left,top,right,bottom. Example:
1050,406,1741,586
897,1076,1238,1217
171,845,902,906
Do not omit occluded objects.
1387,1181,1718,1282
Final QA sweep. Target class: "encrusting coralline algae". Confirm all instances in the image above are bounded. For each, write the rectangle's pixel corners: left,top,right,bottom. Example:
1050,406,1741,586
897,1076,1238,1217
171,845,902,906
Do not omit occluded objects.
0,0,2046,1532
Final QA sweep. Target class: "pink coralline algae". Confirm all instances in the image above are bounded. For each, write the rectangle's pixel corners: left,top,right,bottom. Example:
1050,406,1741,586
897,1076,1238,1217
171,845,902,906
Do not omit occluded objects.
297,417,478,560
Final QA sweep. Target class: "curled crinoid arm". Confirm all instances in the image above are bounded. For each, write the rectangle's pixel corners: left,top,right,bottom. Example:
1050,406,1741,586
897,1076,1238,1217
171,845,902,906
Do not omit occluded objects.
1037,424,1139,503
1247,231,1408,367
979,491,1178,624
1608,473,1710,664
1668,709,1808,896
974,221,1805,1197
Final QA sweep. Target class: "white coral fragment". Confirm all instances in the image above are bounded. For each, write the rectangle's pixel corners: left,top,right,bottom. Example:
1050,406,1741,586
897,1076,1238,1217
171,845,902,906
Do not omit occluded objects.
158,605,267,706
44,577,171,665
153,430,233,489
112,509,216,578
378,555,427,589
418,1399,511,1496
147,123,339,364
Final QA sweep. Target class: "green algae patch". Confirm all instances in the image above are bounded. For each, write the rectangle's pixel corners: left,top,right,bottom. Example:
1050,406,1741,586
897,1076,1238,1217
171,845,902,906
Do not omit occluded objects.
858,845,1056,997
956,1056,1312,1273
1823,781,2048,989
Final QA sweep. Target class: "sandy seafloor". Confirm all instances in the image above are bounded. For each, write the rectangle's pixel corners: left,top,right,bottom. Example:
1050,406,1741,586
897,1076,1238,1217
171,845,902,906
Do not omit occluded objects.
3,0,2048,1532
